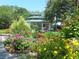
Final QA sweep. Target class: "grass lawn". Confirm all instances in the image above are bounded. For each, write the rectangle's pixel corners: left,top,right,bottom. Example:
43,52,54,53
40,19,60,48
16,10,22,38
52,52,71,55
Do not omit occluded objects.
0,29,10,34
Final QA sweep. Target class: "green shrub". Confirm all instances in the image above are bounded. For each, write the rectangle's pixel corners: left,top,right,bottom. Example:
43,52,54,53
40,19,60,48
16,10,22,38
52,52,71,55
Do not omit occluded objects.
10,16,32,37
44,31,62,39
62,11,79,38
0,15,12,29
33,38,79,59
0,29,11,34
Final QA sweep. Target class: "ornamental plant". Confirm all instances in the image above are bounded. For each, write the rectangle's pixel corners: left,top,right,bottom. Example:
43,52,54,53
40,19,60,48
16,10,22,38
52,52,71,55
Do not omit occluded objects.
10,16,32,38
4,34,33,53
44,31,62,39
62,10,79,38
32,38,79,59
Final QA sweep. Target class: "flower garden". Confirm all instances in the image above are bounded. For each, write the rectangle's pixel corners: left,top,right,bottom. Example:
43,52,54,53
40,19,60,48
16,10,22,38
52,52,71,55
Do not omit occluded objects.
3,10,79,59
0,0,79,59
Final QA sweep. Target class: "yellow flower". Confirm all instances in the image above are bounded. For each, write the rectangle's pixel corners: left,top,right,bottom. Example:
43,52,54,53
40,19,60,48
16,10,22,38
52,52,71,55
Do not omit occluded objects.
70,56,73,59
39,49,41,52
59,47,62,49
44,48,46,51
72,40,79,46
54,51,58,54
64,56,66,59
73,53,76,56
76,51,78,54
51,50,58,55
65,44,70,49
69,49,73,54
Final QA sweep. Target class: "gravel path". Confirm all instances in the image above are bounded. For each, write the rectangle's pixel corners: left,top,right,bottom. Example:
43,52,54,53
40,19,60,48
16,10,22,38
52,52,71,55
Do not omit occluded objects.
0,35,17,59
0,42,17,59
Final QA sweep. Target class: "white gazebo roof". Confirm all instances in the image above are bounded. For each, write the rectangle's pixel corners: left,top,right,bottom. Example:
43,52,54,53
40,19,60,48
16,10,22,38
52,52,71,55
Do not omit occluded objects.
28,16,44,19
26,20,44,22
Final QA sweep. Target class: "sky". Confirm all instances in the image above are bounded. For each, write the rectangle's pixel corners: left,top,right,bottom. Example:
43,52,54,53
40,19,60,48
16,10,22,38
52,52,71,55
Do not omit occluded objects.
0,0,47,12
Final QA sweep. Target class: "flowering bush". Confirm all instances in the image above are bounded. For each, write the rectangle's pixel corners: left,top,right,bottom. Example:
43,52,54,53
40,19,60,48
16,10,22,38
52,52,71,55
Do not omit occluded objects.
4,34,33,53
32,38,79,59
62,11,79,38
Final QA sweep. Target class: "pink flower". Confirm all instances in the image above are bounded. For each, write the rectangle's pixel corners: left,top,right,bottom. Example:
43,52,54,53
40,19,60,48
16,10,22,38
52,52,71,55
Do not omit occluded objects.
15,34,24,39
16,34,20,36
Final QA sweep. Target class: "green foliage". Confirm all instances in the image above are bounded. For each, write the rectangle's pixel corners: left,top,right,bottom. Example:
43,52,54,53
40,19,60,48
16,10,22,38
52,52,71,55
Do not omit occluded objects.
33,38,79,59
44,31,62,39
4,34,33,53
4,38,12,46
45,0,77,22
14,39,29,50
0,5,30,19
38,39,66,59
0,15,12,29
12,7,30,19
0,5,30,29
62,9,79,38
10,16,31,37
0,29,10,34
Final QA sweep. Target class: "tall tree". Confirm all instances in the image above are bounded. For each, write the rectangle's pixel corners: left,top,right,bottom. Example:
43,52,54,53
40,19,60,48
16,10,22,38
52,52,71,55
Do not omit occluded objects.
45,0,77,22
0,5,30,29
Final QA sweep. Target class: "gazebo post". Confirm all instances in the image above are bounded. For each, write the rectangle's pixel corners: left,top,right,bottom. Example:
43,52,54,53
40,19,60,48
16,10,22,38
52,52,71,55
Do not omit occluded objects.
41,22,44,32
49,23,51,31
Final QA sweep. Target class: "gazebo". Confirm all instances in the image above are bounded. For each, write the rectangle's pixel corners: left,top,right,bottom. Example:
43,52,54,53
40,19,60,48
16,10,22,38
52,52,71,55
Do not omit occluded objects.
26,12,50,32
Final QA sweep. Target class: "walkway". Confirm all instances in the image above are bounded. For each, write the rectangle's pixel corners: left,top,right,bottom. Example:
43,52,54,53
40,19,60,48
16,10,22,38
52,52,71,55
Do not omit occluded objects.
0,35,17,59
